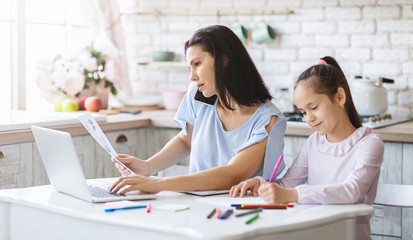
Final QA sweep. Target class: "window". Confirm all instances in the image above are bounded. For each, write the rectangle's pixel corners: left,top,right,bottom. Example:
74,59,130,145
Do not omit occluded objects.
0,0,94,111
0,0,12,113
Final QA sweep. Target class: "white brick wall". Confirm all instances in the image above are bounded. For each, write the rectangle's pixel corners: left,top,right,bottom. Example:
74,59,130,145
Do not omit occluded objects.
120,0,413,117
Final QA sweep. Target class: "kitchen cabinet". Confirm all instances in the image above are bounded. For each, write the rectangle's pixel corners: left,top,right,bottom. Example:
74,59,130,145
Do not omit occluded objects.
282,136,306,175
0,143,33,188
94,129,141,178
145,127,189,176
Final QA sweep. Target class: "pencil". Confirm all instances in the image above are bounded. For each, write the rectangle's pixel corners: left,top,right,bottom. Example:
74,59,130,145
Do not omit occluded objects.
104,205,147,212
207,208,216,219
241,204,294,208
269,155,283,183
236,206,286,210
215,208,221,219
245,213,259,225
219,209,233,219
235,208,262,217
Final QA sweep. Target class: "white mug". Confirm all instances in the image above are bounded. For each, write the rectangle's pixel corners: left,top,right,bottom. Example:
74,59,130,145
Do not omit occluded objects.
230,22,248,43
251,21,275,44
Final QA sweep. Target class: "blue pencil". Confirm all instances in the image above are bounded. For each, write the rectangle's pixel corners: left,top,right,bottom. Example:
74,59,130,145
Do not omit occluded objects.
219,209,233,219
105,205,147,212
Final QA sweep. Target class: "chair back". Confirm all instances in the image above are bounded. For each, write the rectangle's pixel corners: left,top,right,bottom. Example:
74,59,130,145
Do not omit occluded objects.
374,183,413,207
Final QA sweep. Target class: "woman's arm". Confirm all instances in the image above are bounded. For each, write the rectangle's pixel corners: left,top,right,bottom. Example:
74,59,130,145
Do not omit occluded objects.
110,116,278,194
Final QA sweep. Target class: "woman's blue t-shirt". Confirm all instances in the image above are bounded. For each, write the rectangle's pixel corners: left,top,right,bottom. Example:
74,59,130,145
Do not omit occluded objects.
174,82,286,180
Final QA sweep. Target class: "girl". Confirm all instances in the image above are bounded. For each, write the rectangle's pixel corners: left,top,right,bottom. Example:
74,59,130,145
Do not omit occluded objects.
109,25,286,194
230,56,384,240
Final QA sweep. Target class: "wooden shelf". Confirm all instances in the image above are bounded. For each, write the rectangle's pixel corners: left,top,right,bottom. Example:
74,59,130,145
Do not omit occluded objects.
136,61,187,67
122,9,294,17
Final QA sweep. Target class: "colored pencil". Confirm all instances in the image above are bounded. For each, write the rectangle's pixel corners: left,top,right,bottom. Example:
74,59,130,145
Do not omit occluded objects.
245,213,259,224
219,209,233,219
236,206,286,210
269,155,284,183
104,205,147,212
207,208,216,219
241,204,294,208
235,208,262,217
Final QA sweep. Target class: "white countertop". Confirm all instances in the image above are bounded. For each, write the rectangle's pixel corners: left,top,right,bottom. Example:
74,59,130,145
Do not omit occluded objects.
0,110,107,132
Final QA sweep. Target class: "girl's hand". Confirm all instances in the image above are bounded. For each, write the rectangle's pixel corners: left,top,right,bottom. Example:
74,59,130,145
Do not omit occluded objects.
229,177,260,197
109,174,162,195
258,183,298,204
111,154,151,177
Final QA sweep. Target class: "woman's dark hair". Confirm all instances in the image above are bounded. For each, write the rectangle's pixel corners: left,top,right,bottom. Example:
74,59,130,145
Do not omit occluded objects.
184,25,271,110
295,56,362,128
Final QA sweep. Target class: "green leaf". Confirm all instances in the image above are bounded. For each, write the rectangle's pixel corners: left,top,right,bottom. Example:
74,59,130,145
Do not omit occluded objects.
111,85,117,96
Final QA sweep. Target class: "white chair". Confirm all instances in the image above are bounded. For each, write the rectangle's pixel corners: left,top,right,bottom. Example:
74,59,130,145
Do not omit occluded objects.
374,183,413,240
374,183,413,207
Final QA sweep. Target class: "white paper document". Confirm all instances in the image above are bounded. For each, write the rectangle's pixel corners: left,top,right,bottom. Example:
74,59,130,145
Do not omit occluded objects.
196,196,267,207
78,113,135,174
183,190,230,197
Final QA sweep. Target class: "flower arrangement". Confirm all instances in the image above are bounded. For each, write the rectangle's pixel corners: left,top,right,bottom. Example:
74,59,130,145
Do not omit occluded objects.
36,43,123,104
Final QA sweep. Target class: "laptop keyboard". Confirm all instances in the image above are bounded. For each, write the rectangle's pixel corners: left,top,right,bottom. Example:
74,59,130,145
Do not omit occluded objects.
88,185,122,198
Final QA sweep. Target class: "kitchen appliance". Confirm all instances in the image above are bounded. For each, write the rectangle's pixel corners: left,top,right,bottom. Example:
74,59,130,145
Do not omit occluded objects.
350,76,394,116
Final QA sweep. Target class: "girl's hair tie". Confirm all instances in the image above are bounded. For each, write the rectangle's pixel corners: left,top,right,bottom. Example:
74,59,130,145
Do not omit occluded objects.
317,59,327,65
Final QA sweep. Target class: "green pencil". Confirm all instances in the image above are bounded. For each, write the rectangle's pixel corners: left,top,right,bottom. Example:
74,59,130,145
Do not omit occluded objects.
244,213,259,225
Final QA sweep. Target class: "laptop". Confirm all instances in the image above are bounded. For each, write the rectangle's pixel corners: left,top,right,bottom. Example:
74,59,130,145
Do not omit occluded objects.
31,125,156,203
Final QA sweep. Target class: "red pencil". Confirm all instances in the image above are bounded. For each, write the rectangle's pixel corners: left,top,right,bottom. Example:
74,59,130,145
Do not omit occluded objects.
241,204,294,208
236,206,287,210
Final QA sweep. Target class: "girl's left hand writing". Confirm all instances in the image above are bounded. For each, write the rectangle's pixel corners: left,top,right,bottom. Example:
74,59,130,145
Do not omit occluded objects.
109,175,162,195
258,183,298,204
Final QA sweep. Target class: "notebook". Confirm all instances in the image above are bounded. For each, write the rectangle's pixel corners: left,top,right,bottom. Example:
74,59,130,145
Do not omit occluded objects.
31,125,156,203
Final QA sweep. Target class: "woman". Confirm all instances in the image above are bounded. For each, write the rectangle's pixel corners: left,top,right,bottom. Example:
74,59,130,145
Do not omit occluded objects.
110,25,286,194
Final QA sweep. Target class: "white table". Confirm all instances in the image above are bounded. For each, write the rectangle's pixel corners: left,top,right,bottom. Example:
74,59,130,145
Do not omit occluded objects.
0,178,373,240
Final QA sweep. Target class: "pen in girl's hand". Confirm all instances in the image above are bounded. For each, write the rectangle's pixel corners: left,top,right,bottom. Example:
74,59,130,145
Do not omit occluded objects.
269,155,283,183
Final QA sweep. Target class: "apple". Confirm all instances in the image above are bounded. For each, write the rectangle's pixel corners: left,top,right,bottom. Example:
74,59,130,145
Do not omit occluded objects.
53,96,67,112
61,98,79,112
75,97,86,110
84,96,102,112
